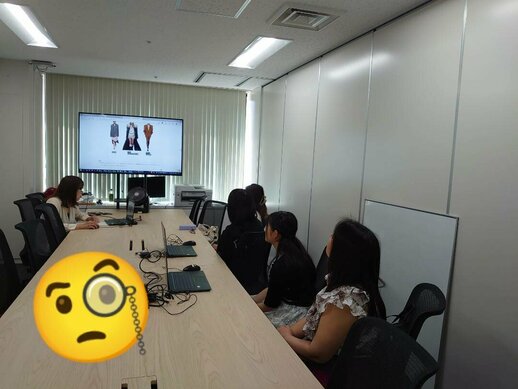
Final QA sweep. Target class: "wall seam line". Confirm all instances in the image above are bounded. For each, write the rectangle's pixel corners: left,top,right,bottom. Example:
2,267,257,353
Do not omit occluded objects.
306,60,322,254
358,32,375,222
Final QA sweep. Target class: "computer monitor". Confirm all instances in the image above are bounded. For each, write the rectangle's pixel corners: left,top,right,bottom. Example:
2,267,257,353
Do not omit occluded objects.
128,176,166,198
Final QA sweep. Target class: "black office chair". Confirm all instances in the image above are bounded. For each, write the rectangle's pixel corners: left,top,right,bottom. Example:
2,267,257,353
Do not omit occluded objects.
0,229,23,316
315,247,329,293
15,219,51,274
391,283,446,340
25,192,45,202
13,199,37,221
189,198,204,224
227,231,271,295
327,317,439,389
35,203,68,252
13,199,38,267
25,192,45,210
197,200,227,241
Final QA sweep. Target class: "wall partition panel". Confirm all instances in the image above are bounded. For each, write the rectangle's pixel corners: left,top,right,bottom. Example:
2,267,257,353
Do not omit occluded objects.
443,0,518,387
362,0,465,213
0,60,42,257
307,34,373,261
258,77,287,212
278,61,320,249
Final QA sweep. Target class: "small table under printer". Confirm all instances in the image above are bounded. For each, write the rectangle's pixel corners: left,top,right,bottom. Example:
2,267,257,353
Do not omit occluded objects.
173,185,213,207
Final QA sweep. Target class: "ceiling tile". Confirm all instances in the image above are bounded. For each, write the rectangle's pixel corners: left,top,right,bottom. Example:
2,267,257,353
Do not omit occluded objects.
176,0,251,18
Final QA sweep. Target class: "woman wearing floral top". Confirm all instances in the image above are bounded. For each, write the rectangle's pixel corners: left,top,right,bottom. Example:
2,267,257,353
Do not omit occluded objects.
278,219,386,386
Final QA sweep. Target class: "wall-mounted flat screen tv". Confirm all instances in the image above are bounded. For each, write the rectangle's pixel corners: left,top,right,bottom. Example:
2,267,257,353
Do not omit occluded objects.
78,112,183,175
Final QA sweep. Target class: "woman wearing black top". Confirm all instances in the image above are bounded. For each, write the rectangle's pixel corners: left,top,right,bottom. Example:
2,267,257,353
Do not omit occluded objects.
253,211,316,327
217,189,265,293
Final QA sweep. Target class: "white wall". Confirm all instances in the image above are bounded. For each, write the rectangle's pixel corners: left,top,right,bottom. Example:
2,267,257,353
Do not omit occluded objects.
308,33,373,261
257,0,518,387
0,59,43,258
258,76,286,213
244,87,262,186
363,0,464,213
445,0,518,386
279,62,320,248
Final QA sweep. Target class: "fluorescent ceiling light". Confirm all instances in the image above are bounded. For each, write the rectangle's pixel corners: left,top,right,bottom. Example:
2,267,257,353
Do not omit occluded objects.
0,3,57,48
229,36,291,69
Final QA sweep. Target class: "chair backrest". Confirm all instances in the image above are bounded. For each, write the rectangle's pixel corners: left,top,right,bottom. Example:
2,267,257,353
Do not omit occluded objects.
393,283,447,340
198,200,227,240
327,317,439,389
13,198,37,221
229,231,271,295
14,220,51,273
35,203,68,251
315,247,329,293
26,192,45,201
189,198,204,224
0,229,22,315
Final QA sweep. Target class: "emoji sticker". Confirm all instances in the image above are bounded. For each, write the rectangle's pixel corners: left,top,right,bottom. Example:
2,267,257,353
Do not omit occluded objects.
33,252,148,363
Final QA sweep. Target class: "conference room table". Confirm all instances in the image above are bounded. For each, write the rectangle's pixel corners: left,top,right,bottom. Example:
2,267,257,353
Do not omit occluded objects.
0,209,323,389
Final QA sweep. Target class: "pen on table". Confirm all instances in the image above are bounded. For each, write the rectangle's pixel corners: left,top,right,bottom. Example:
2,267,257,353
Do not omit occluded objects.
129,240,133,251
141,239,145,250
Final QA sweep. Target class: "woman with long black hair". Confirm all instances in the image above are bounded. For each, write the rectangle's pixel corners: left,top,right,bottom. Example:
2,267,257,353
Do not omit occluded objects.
253,211,316,327
277,219,386,386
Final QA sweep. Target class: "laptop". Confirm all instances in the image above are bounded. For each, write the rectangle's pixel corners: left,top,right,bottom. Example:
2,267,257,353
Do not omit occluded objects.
161,221,197,257
167,270,211,293
104,201,136,226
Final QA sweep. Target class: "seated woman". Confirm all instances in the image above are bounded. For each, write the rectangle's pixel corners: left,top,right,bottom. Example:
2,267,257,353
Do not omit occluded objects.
253,211,316,327
277,219,386,387
46,176,99,231
245,184,268,226
217,189,266,293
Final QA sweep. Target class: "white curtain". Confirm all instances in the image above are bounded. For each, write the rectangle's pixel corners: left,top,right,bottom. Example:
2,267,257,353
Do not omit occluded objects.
45,74,247,202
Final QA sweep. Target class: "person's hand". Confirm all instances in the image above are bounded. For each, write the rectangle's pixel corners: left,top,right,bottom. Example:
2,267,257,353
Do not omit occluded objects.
76,221,99,230
211,243,218,251
86,215,100,223
278,326,292,340
258,204,268,223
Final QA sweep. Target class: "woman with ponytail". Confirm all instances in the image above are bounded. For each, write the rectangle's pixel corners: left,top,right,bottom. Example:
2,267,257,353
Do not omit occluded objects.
277,219,386,387
253,211,316,327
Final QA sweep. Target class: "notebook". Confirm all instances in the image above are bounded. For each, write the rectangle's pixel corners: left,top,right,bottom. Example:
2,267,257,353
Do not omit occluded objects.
104,201,136,226
161,222,197,257
167,270,211,293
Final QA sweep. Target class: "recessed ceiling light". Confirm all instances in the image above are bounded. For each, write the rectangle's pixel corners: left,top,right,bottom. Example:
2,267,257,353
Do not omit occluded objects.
0,3,57,48
229,36,291,69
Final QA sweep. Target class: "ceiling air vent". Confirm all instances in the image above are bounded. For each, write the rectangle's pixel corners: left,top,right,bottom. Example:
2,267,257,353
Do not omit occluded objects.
272,8,338,31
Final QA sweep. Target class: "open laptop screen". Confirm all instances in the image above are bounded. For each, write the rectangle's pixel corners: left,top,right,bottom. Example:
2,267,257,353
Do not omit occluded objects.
127,201,135,220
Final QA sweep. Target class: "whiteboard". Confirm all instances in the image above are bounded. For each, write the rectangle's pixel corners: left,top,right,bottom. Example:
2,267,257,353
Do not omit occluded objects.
363,200,457,385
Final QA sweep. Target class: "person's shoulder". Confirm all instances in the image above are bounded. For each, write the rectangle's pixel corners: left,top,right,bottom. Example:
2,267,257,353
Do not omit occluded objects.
46,196,61,206
244,218,263,232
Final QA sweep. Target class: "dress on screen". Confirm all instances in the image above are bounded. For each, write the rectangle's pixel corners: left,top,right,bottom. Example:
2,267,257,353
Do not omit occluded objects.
122,125,141,151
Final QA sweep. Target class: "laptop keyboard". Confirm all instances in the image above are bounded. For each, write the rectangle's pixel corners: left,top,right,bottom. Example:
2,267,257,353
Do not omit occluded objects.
169,273,197,291
167,245,196,257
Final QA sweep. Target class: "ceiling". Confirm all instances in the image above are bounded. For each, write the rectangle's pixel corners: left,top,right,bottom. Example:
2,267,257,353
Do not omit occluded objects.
0,0,430,90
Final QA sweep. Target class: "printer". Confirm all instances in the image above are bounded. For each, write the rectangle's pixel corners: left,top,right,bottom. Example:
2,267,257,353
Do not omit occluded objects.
173,185,212,207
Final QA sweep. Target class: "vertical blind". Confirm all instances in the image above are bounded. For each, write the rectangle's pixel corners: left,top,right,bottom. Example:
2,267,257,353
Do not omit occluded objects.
45,74,247,201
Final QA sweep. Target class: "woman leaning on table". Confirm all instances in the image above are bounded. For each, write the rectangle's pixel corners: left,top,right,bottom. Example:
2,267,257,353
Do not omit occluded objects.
277,219,386,387
46,175,99,231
